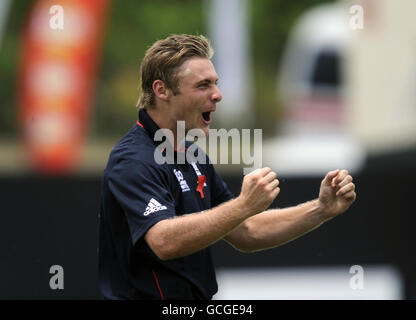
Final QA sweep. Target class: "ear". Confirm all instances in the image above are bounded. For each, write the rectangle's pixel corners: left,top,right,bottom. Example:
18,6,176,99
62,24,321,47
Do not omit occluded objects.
153,80,171,101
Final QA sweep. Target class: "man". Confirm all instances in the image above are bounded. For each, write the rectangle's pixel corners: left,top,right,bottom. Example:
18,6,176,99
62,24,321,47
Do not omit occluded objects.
98,34,356,300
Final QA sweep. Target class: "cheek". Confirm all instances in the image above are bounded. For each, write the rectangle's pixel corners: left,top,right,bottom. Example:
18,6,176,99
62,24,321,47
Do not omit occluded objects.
186,104,201,120
181,107,198,126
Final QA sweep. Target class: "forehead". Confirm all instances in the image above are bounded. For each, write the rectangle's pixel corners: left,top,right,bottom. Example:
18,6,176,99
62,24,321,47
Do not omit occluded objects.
177,58,218,84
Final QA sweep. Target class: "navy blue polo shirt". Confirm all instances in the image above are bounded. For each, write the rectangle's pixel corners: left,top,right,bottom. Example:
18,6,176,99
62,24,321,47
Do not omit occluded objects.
98,108,234,300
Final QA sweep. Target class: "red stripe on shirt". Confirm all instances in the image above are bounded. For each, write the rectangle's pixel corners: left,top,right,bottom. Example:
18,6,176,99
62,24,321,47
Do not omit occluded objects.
152,269,164,300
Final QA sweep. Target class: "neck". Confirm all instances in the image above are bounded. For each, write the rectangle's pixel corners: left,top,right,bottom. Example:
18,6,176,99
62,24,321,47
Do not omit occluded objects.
145,107,184,150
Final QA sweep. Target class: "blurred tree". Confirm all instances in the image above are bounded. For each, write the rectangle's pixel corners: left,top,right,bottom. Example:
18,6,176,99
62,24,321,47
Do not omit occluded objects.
0,0,32,137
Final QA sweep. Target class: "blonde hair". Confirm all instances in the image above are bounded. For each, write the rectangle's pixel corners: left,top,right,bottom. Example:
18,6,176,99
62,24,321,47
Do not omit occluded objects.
137,34,214,109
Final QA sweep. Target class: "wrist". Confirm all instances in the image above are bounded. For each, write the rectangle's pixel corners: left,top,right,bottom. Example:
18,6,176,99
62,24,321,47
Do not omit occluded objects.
233,196,253,219
312,199,331,223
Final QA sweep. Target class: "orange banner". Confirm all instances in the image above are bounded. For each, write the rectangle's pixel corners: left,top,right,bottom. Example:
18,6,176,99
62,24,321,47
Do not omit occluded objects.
19,0,111,174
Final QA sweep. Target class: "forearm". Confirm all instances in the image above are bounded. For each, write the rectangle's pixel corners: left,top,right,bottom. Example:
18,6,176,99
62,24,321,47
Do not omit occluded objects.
146,197,249,260
232,199,328,252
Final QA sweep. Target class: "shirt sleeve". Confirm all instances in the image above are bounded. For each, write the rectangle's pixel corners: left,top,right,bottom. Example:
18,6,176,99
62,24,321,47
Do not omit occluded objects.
209,164,235,207
108,159,175,246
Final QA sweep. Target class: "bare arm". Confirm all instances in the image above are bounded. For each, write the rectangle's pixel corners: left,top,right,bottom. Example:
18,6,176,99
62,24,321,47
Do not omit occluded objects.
225,169,357,252
145,167,280,260
224,199,325,252
146,198,248,260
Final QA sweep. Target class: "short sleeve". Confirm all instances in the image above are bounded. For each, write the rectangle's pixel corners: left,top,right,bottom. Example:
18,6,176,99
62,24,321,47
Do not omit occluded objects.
108,159,175,246
209,165,235,207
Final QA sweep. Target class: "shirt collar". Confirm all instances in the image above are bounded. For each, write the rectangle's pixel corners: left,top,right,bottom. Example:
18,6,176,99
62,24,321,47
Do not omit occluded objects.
137,108,161,142
137,108,193,153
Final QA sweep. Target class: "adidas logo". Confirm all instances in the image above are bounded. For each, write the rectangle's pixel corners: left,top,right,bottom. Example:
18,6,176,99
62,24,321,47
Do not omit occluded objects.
144,198,167,216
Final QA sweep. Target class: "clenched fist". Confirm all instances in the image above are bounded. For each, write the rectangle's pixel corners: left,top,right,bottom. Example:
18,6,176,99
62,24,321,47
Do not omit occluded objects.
318,169,356,220
238,167,280,217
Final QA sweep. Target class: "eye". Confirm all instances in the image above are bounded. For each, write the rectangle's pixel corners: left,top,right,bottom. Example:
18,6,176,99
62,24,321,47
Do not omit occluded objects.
198,83,209,89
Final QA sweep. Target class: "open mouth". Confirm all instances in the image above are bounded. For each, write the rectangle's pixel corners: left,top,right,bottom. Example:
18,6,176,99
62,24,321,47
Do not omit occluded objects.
202,111,211,124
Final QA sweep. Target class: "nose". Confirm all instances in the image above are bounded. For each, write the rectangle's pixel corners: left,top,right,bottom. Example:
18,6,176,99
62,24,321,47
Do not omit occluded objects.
212,85,222,103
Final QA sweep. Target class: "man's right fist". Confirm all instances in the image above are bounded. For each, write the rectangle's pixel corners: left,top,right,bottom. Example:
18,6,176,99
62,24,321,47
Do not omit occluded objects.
238,167,280,216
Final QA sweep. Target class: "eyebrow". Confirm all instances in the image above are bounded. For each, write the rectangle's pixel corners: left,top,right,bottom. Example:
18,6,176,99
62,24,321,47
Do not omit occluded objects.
196,78,219,85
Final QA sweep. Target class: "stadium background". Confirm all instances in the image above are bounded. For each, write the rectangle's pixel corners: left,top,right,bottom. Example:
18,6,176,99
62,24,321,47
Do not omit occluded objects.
0,0,415,299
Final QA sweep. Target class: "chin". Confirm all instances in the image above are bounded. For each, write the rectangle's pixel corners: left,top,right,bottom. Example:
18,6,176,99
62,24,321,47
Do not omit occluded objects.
186,124,209,137
198,121,210,136
201,122,211,135
196,126,209,137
